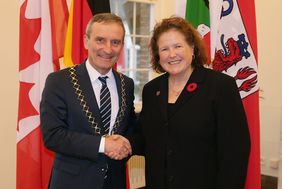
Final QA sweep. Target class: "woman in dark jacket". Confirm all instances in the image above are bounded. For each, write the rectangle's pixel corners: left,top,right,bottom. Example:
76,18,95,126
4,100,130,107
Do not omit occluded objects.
130,16,250,189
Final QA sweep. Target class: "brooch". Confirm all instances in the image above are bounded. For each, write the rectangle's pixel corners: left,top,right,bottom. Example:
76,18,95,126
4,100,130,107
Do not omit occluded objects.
156,90,160,96
186,83,197,93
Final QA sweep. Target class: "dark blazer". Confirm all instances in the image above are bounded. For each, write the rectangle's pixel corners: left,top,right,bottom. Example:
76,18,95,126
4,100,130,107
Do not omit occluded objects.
131,67,250,189
40,62,136,189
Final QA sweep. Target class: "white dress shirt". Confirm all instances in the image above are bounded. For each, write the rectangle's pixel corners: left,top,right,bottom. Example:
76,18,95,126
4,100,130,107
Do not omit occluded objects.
86,60,119,152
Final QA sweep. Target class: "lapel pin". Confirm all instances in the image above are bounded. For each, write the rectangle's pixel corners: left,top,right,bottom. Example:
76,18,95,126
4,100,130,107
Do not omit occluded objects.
156,90,160,96
186,83,198,93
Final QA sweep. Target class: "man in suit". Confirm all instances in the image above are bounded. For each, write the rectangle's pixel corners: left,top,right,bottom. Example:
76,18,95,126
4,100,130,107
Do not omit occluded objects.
40,13,136,189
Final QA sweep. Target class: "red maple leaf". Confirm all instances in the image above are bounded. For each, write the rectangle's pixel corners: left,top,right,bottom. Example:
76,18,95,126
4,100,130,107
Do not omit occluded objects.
19,0,41,71
17,81,38,130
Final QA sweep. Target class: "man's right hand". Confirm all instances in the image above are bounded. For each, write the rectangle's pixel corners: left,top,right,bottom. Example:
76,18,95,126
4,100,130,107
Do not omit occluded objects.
104,135,132,160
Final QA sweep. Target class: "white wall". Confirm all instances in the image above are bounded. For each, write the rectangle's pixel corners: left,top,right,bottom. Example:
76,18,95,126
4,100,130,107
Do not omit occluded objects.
256,0,282,177
0,0,282,188
0,1,18,189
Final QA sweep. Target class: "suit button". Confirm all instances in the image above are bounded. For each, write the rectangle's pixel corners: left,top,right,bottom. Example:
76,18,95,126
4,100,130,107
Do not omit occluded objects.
168,176,174,182
167,149,173,156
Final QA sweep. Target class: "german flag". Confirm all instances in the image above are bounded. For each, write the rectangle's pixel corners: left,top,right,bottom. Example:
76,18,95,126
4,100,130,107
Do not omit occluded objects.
63,0,110,67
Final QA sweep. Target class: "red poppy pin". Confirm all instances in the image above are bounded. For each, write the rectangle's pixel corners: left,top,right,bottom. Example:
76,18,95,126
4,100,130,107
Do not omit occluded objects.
186,83,197,93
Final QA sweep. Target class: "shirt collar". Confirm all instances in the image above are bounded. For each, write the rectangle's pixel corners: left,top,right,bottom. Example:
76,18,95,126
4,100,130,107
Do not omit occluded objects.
85,59,114,83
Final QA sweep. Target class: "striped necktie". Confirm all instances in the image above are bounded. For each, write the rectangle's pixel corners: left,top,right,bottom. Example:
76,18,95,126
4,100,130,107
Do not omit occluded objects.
98,76,111,134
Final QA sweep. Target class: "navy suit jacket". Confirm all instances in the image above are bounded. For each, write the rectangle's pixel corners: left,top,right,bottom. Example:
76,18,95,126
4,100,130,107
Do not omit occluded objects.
131,67,250,189
40,62,136,189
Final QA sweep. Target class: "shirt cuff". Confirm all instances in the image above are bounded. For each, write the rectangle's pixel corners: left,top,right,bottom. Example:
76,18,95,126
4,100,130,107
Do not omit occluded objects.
99,136,105,153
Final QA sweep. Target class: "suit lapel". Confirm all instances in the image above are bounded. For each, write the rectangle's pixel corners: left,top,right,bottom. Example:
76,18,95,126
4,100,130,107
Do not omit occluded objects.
75,62,102,127
172,67,206,117
113,70,122,108
74,65,127,134
158,73,169,122
111,71,128,134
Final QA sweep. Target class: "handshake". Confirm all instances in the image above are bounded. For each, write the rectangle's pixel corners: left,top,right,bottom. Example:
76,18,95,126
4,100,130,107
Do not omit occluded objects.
104,135,132,160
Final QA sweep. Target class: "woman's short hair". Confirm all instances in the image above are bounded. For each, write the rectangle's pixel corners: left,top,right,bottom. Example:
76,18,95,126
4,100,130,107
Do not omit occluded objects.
150,16,208,73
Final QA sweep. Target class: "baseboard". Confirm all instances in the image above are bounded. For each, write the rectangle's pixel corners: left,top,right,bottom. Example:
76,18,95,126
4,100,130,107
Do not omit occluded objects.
261,175,278,189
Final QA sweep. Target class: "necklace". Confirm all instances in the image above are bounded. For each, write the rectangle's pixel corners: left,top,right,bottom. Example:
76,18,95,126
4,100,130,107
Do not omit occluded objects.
168,74,190,99
171,89,182,97
169,83,184,97
168,83,184,103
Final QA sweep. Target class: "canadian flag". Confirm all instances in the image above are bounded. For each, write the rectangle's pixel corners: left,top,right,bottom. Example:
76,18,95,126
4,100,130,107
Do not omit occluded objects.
17,0,68,188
